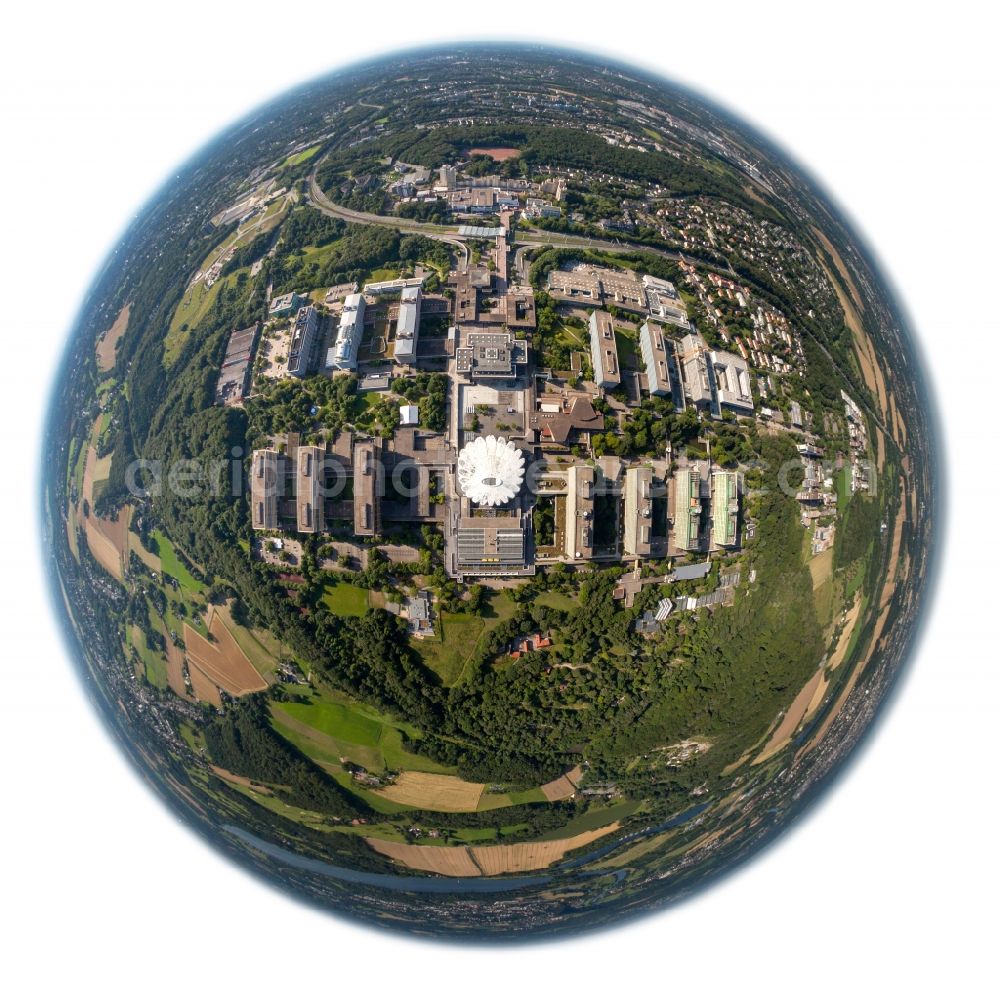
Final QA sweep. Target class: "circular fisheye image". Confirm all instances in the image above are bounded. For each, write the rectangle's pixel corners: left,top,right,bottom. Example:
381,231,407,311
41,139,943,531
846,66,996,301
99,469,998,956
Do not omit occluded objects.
42,44,937,940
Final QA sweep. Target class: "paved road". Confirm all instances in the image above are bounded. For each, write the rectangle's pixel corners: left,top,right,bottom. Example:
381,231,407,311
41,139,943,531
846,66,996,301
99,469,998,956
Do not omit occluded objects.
307,168,734,278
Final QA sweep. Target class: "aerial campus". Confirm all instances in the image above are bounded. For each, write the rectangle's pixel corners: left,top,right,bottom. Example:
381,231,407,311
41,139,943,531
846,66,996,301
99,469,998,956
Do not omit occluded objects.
50,47,932,939
236,167,863,594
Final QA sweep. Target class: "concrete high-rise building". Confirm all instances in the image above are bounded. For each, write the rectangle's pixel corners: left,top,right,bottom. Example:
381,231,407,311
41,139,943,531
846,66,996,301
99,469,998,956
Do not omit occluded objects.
623,467,654,557
250,450,279,530
639,321,672,397
711,470,741,548
295,445,325,534
288,305,320,377
589,310,620,389
326,294,366,371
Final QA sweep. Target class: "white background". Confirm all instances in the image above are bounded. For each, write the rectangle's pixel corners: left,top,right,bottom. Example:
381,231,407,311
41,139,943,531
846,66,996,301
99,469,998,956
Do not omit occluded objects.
1,2,996,989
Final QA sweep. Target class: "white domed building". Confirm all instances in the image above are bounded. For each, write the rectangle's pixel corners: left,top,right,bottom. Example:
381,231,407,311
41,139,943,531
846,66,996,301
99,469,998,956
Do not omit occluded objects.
457,435,526,507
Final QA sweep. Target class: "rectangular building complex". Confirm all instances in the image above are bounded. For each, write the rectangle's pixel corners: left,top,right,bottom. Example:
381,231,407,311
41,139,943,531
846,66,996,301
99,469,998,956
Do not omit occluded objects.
295,445,325,534
711,471,741,548
679,333,714,410
353,438,382,537
639,321,671,397
564,465,595,561
623,467,654,557
327,293,366,371
250,450,279,531
288,305,320,377
589,310,620,389
711,350,754,415
393,285,422,364
672,466,704,552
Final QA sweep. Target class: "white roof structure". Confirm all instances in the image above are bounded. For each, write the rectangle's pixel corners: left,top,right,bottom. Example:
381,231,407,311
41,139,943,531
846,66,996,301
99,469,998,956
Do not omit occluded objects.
711,349,754,413
457,436,525,507
399,403,419,426
327,293,366,370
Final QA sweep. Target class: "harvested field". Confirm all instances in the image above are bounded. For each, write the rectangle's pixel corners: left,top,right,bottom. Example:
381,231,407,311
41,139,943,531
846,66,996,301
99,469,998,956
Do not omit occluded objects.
470,825,620,875
366,840,481,877
829,593,864,673
809,547,833,590
127,529,161,573
540,765,583,801
375,771,485,812
187,660,222,707
84,515,125,579
81,502,130,580
183,610,268,697
66,506,79,561
800,486,907,760
80,435,112,509
810,226,889,419
209,766,272,794
466,146,521,161
215,603,280,682
587,829,678,870
366,822,621,877
753,669,825,764
755,590,865,764
96,303,130,372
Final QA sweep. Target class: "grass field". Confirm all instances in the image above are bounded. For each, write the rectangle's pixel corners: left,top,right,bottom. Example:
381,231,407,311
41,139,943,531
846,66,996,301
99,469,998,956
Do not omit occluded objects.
414,613,486,684
413,590,518,685
321,581,369,616
270,693,453,780
128,623,168,690
534,589,578,612
535,799,642,841
151,530,205,592
281,145,321,167
164,277,227,364
836,466,852,512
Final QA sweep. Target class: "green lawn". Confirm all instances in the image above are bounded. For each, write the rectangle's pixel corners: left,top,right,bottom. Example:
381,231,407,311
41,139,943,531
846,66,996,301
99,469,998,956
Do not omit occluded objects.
271,693,453,780
281,145,321,167
535,589,578,612
414,613,486,685
129,623,168,690
837,466,852,512
164,278,225,364
276,699,382,747
414,591,520,685
367,266,400,283
535,799,642,841
615,329,640,371
321,581,369,616
151,530,205,593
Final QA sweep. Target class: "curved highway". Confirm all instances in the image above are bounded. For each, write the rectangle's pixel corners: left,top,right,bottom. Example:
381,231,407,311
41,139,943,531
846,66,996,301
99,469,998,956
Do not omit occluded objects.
306,168,734,278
